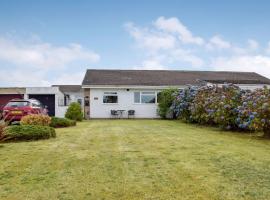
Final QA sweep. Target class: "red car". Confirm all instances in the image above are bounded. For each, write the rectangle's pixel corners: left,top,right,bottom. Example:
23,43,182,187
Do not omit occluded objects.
3,99,48,123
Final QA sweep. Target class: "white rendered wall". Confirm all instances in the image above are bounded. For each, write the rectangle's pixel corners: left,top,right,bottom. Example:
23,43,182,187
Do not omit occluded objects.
59,91,84,118
89,88,160,118
65,91,84,107
56,106,68,118
236,84,270,90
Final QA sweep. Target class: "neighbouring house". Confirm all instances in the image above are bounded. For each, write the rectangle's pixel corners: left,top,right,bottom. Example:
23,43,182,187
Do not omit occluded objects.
82,69,270,119
0,87,25,118
25,87,63,117
52,85,84,106
0,85,83,118
52,85,84,117
0,86,64,117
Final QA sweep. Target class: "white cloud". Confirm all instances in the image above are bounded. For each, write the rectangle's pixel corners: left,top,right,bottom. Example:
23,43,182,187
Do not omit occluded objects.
211,55,270,78
126,18,204,68
51,72,85,85
125,22,176,52
0,69,50,86
170,49,204,67
265,41,270,54
0,35,100,86
206,35,231,50
0,37,100,69
248,39,259,51
126,16,270,79
139,59,166,70
154,16,204,45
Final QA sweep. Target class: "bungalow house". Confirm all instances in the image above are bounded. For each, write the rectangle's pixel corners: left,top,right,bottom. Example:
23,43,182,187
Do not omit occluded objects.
82,69,270,119
1,69,270,119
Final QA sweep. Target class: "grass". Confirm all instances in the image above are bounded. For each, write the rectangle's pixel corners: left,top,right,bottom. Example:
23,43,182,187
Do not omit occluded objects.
1,120,270,200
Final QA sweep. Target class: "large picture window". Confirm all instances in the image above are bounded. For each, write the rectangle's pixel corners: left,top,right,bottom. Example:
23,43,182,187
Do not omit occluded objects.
103,92,118,103
134,91,157,104
141,92,156,103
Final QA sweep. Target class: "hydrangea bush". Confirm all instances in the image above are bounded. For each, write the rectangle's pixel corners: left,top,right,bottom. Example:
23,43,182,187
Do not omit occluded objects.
213,84,242,130
171,85,199,122
236,87,270,138
190,85,218,125
169,83,270,138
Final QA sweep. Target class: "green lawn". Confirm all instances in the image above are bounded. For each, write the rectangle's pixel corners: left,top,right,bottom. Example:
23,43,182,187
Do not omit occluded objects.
1,120,270,200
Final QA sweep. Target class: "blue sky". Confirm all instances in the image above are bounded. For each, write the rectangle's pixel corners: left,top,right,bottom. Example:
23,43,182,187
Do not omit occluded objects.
1,0,270,86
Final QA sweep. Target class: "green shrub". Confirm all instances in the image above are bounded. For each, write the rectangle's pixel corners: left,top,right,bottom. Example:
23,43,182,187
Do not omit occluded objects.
20,114,51,126
3,125,56,141
157,88,178,118
50,117,76,128
65,102,83,121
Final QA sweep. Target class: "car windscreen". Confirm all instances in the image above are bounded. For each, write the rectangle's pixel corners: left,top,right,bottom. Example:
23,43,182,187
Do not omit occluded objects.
6,101,30,107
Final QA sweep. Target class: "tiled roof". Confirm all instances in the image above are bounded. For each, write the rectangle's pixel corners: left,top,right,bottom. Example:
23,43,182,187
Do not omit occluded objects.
52,85,82,93
82,69,270,86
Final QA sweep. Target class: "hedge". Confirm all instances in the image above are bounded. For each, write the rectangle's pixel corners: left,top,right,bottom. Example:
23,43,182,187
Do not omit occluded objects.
50,117,76,128
2,125,56,141
20,114,51,126
169,84,270,138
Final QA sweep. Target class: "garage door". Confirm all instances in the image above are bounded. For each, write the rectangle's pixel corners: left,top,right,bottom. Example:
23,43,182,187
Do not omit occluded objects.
0,94,23,111
28,94,55,116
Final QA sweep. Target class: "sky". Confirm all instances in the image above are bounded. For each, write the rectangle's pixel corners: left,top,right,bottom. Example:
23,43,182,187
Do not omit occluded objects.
1,0,270,86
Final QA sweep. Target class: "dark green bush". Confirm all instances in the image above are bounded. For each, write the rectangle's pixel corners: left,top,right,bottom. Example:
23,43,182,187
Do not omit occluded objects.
3,125,56,141
157,88,178,118
65,102,83,121
50,117,76,128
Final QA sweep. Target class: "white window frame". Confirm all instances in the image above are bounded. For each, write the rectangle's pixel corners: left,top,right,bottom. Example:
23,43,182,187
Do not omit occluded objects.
103,92,118,104
133,91,158,104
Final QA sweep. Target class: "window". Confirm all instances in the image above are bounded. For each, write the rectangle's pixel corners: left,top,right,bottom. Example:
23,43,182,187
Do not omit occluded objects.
84,96,89,106
141,92,156,103
77,99,82,105
157,92,161,103
134,91,156,104
64,94,70,106
134,92,140,103
103,92,118,103
6,101,30,107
